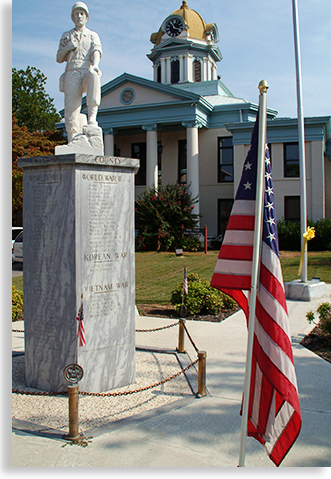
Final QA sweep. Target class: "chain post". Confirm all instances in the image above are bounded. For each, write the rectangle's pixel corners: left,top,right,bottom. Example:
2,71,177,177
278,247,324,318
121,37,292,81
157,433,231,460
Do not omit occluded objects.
177,318,186,353
197,350,207,398
66,384,80,440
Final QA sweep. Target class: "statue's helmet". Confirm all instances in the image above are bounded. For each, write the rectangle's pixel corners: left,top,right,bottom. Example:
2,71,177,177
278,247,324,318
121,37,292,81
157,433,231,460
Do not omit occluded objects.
71,2,89,22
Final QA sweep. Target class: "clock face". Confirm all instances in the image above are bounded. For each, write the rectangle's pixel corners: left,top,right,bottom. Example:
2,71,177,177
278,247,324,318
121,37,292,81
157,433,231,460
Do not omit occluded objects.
165,18,183,37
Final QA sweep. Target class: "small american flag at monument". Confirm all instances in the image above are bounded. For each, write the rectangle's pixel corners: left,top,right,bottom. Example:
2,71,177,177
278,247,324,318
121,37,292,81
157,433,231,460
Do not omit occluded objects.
211,117,301,466
76,296,86,347
183,265,188,295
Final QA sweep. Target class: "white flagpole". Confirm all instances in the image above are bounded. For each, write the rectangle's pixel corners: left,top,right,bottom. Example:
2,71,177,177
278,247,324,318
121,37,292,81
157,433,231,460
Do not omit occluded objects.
292,0,307,283
238,80,268,467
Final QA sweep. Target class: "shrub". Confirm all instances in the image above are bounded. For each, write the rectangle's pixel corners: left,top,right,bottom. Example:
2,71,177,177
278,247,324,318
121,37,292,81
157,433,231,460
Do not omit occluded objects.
309,219,331,251
181,235,202,252
306,302,331,336
277,219,301,251
136,182,199,252
171,272,236,316
277,218,331,251
12,286,24,321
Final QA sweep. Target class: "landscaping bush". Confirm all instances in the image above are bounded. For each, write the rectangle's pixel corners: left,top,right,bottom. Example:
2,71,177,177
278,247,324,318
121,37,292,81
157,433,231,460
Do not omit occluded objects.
181,235,202,252
135,182,199,252
309,218,331,251
306,302,331,336
171,272,236,316
12,286,24,321
277,218,331,251
276,219,301,251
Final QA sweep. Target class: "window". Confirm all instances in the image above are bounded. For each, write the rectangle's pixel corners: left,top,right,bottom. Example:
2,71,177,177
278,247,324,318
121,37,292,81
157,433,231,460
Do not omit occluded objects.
284,143,299,177
157,64,161,83
193,60,201,82
218,199,234,237
171,59,179,84
218,137,233,182
284,196,300,222
120,88,135,105
178,139,187,184
132,143,146,185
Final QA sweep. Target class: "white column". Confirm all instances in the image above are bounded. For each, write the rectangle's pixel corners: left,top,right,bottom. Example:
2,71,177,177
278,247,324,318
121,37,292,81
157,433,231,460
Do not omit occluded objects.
153,64,157,82
311,140,325,220
142,124,158,189
166,57,171,84
179,55,185,82
203,58,208,81
104,128,114,156
186,55,193,82
161,57,166,84
183,121,201,221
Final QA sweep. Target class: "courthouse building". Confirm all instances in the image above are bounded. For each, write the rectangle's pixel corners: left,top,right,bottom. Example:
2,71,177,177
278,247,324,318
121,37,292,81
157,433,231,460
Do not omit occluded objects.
77,1,331,239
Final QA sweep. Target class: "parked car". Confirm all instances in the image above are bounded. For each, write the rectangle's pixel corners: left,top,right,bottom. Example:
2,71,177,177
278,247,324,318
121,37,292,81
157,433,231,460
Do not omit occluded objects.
12,230,23,264
12,226,23,247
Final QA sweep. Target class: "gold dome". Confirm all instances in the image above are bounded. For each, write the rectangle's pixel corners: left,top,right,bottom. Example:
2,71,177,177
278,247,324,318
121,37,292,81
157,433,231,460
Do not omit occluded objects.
151,1,217,46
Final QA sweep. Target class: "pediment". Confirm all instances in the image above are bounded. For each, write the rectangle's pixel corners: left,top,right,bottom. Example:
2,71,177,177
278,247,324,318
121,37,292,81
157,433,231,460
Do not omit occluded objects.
100,82,181,109
97,73,200,111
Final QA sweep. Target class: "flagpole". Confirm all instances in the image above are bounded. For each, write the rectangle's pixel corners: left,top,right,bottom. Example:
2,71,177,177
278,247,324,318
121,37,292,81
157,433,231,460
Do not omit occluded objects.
238,80,268,467
292,0,307,283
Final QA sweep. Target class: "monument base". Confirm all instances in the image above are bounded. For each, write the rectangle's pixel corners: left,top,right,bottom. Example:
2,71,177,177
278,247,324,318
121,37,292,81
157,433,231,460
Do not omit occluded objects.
55,125,104,155
285,279,327,301
18,153,139,393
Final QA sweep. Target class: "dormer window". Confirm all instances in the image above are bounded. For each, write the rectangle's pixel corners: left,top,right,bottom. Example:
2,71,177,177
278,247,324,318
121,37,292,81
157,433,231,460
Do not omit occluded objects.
193,60,201,82
171,59,180,84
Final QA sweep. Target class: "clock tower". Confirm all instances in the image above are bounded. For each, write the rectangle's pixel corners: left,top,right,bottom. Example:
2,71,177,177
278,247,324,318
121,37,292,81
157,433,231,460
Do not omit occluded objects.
148,1,222,85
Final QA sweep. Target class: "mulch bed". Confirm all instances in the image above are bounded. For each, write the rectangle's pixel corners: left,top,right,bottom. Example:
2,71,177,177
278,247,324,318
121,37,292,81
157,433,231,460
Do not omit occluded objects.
137,304,240,322
300,326,331,364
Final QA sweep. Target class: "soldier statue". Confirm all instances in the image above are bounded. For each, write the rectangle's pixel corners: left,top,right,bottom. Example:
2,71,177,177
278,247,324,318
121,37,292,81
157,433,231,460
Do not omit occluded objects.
57,2,103,146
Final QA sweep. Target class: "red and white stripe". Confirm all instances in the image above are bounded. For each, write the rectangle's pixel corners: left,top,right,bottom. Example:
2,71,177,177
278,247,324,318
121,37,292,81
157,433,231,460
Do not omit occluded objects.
211,204,301,466
76,301,86,347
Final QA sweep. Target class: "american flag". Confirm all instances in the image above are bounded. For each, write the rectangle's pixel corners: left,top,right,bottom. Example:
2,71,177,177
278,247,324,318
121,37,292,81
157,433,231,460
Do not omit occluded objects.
211,117,301,466
183,265,188,295
76,298,86,347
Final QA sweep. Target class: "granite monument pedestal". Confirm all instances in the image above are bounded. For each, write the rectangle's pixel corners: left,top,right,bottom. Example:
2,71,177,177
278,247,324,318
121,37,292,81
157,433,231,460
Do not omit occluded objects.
18,154,139,393
285,279,327,301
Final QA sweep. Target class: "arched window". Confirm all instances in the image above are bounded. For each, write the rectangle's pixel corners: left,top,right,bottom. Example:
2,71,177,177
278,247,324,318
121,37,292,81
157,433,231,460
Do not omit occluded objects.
193,60,201,82
171,59,180,84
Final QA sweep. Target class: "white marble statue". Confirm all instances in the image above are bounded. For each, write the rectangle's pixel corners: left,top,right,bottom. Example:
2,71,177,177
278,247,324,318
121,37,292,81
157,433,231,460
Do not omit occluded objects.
56,2,103,153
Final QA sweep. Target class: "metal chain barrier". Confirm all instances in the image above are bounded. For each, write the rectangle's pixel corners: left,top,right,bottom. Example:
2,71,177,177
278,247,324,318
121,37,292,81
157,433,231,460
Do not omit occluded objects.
183,323,199,353
12,359,198,398
13,316,207,398
12,321,180,335
79,359,199,397
135,321,179,332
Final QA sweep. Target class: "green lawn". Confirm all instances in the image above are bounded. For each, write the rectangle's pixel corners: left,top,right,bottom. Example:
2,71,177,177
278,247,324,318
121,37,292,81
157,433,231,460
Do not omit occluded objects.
13,250,331,306
135,250,331,305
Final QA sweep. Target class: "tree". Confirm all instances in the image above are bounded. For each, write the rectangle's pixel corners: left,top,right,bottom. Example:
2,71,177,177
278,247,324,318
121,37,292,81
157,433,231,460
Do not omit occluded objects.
12,116,66,221
12,66,61,132
135,183,199,251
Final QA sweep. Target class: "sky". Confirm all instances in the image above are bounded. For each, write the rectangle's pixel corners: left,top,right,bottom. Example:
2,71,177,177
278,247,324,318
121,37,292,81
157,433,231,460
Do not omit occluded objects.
9,0,331,119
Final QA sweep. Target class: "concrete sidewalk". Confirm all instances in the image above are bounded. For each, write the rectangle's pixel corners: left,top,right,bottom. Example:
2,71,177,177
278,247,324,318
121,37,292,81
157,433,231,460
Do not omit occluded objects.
12,286,331,467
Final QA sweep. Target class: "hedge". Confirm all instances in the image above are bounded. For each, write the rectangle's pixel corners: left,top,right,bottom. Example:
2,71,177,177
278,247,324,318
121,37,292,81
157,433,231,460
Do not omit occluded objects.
277,218,331,251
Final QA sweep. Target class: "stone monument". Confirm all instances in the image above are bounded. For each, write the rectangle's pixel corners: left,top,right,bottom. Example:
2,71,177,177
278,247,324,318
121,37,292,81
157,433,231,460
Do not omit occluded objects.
55,2,104,155
19,154,139,392
18,3,140,393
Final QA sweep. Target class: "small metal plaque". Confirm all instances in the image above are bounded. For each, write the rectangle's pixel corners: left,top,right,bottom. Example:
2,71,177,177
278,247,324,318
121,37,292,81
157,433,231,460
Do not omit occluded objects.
64,364,84,384
178,304,187,318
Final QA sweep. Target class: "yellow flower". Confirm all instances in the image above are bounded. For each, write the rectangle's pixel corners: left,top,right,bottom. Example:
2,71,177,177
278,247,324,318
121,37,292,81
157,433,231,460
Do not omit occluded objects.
303,226,315,241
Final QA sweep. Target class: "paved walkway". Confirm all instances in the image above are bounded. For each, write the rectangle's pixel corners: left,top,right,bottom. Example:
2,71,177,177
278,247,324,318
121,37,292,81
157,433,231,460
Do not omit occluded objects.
12,286,331,467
